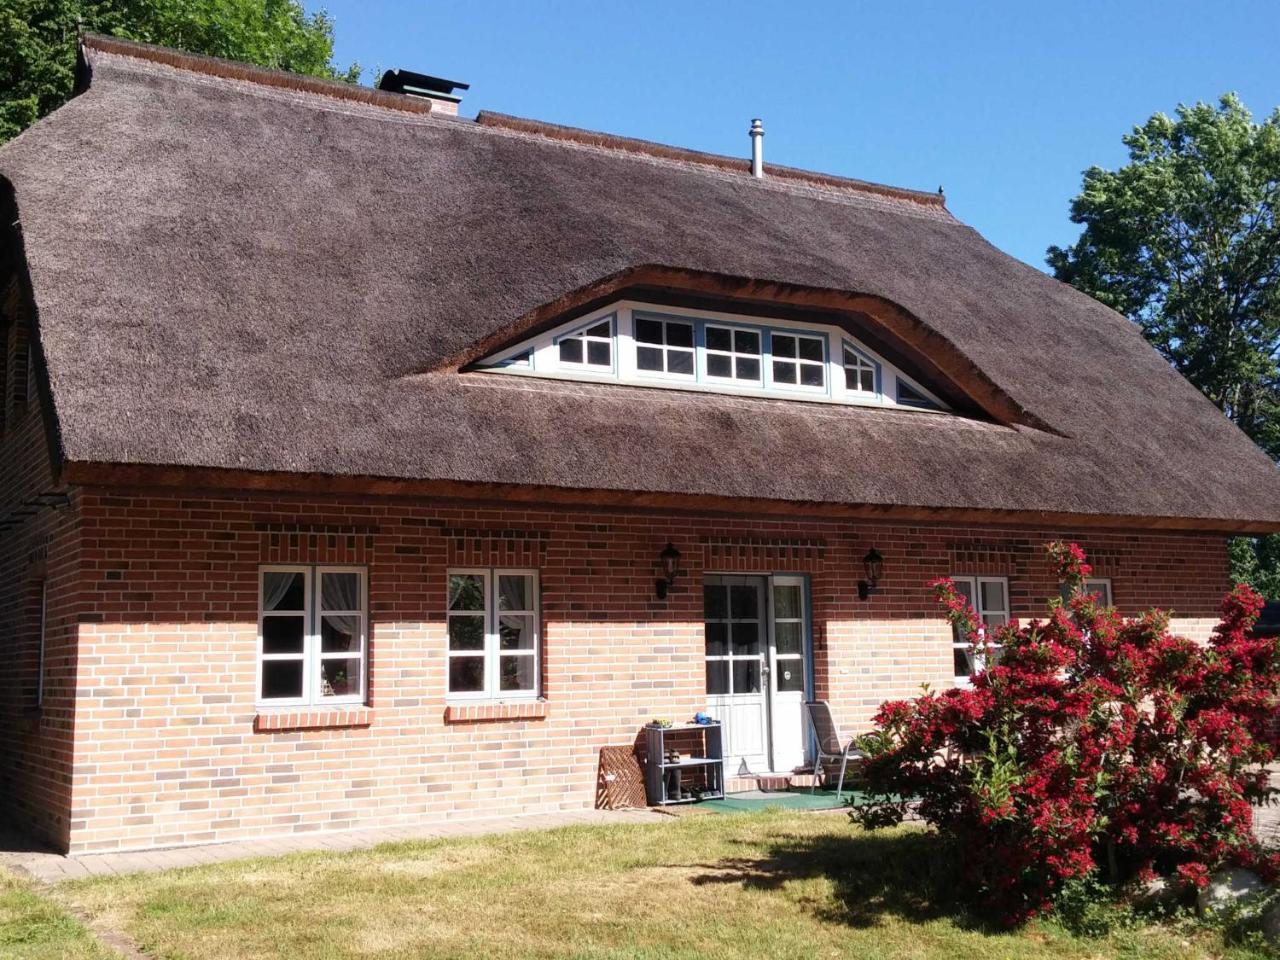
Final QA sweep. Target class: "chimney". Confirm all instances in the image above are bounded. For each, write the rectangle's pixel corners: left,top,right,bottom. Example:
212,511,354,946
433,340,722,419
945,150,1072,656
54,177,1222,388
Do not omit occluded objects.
377,69,470,116
749,119,764,178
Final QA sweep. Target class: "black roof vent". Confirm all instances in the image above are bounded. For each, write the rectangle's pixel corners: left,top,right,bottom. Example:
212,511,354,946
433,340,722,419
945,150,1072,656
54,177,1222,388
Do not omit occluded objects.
377,69,469,115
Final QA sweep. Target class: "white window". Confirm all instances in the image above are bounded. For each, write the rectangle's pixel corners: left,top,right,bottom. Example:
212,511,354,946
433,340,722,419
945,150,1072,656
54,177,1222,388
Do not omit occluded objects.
897,377,941,410
843,344,877,394
259,566,367,706
35,579,47,708
447,569,539,699
1062,577,1113,606
704,325,763,384
950,575,1009,684
634,314,695,377
556,317,613,370
770,332,826,389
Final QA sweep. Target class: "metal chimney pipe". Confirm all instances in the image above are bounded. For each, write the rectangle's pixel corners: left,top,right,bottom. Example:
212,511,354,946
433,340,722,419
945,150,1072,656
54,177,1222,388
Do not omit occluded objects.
749,119,764,178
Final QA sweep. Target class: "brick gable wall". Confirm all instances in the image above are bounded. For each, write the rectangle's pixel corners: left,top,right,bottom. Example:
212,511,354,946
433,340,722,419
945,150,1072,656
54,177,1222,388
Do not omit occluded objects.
56,487,1228,853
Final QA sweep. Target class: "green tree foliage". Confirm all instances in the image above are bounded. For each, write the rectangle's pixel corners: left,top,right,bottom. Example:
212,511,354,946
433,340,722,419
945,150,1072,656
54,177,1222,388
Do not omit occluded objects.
0,0,360,144
1048,95,1280,594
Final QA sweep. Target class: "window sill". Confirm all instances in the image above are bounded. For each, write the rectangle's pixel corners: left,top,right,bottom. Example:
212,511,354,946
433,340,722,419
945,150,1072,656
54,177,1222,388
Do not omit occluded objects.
443,700,549,724
254,707,373,732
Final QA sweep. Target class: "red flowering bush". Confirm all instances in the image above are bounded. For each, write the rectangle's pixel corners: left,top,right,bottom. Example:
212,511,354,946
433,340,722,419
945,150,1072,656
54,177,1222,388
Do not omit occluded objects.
854,541,1280,925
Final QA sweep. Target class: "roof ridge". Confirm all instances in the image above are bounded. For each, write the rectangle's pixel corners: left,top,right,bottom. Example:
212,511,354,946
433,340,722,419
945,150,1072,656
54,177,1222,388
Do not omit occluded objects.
79,33,434,118
475,112,947,208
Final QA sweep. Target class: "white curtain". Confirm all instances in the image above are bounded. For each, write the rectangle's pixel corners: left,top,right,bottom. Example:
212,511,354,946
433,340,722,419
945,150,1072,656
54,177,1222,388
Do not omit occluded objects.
262,571,298,611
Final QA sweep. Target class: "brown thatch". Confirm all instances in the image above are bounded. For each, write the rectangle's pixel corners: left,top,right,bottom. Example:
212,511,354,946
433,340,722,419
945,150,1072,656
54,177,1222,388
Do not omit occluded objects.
2,35,1278,530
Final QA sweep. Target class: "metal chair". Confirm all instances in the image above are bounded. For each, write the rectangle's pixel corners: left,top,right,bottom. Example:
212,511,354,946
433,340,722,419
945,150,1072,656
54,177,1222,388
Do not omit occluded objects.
804,700,862,798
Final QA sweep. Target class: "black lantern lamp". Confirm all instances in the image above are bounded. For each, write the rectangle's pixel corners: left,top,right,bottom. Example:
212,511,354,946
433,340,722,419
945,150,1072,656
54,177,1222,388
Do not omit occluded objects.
655,542,683,599
858,548,884,601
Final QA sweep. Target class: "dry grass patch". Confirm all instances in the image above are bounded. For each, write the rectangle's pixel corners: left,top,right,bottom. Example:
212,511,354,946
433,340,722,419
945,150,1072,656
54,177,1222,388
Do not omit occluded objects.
59,811,1271,960
0,871,118,960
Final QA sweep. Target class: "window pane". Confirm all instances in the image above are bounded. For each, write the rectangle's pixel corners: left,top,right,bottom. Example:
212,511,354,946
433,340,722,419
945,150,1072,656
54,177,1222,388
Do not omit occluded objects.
860,367,875,392
448,615,485,651
798,338,823,362
667,323,694,348
668,350,694,375
776,661,804,692
449,656,485,693
735,330,760,355
498,575,529,611
706,660,729,695
448,574,485,611
773,361,796,384
586,341,611,366
499,614,535,650
321,572,359,611
586,321,611,338
983,613,1005,630
706,326,731,351
800,363,824,387
500,655,535,692
320,658,360,697
736,357,760,381
774,621,802,655
773,584,801,619
733,660,761,694
635,317,663,344
730,585,757,619
262,615,304,654
953,579,974,604
954,647,971,677
980,580,1006,615
705,622,728,657
636,346,663,371
772,335,796,358
262,660,303,699
262,571,304,611
321,615,360,652
559,338,583,364
731,621,760,655
707,354,732,378
703,585,727,620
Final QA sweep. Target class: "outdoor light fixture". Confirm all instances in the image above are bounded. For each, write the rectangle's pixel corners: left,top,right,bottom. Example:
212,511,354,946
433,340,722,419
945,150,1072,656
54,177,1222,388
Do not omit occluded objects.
858,548,884,601
655,542,683,600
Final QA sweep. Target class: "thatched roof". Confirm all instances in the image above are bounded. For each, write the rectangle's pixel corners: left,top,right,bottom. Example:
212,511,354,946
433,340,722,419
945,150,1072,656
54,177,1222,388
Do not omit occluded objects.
2,35,1278,530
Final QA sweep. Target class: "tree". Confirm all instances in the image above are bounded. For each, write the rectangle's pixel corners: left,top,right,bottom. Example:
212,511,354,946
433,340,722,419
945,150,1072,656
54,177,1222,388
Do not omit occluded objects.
1047,95,1280,594
0,0,360,145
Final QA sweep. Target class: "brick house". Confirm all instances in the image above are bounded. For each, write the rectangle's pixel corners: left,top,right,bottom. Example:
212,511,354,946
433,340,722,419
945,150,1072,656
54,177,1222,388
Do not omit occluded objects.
2,35,1278,854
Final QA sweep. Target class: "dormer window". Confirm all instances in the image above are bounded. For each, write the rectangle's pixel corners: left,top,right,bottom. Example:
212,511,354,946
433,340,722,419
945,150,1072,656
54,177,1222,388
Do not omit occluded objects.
478,301,952,415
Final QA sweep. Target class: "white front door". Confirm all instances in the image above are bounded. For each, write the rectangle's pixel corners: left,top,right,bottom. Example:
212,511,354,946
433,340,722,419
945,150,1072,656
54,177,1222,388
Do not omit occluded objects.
704,575,810,775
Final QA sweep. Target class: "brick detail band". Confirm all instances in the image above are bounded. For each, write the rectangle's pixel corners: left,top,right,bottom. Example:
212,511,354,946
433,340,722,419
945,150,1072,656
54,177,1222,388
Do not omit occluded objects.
254,708,374,732
443,701,550,723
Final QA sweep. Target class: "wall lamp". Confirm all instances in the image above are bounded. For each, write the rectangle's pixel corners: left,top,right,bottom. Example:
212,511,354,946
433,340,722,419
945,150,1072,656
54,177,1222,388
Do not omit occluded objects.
655,542,683,600
857,548,884,601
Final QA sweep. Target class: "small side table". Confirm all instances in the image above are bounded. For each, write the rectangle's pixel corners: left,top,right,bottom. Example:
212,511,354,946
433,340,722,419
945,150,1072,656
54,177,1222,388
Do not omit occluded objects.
643,722,725,805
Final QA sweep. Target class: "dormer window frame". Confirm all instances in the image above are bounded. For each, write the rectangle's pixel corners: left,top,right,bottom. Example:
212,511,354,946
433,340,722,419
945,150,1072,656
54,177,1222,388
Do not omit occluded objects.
479,300,951,414
553,313,617,375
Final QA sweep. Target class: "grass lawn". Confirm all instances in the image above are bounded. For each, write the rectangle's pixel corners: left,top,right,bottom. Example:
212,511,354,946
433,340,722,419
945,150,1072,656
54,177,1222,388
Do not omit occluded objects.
44,810,1272,960
0,871,117,960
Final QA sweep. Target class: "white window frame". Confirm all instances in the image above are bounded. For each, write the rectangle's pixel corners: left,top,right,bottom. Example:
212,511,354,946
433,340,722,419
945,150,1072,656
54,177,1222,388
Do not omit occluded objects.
1062,576,1113,607
257,565,368,708
842,342,880,395
703,322,765,386
767,330,828,393
446,568,540,701
35,579,47,708
633,312,697,380
950,575,1010,686
554,315,616,373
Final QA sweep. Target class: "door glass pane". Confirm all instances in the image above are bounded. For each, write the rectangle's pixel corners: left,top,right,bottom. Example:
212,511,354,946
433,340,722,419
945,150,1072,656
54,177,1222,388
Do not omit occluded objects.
731,621,760,655
773,584,801,619
320,658,360,697
703,585,727,620
320,572,359,611
261,660,303,699
262,615,304,654
321,615,360,652
980,580,1006,614
448,615,484,651
449,656,485,692
499,614,534,650
500,655,535,691
704,621,728,657
498,575,529,611
448,574,485,611
776,660,804,692
732,659,761,694
706,660,729,695
729,584,757,619
774,621,802,655
262,571,304,611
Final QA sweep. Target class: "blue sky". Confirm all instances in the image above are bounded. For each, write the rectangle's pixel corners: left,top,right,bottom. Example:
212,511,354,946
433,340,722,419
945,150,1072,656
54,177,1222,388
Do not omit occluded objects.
318,0,1280,270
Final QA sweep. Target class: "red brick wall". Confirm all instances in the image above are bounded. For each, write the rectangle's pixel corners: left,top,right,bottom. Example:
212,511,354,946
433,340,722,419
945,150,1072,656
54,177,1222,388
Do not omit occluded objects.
58,486,1230,853
0,278,80,850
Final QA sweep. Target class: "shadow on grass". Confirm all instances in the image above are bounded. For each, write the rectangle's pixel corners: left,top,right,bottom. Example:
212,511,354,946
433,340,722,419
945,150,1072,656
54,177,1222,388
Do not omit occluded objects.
689,826,989,931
